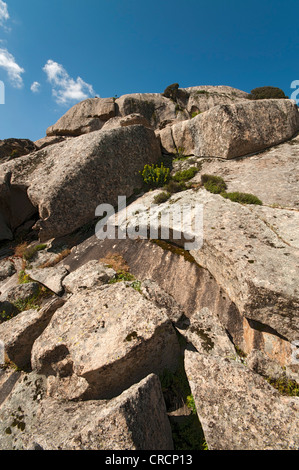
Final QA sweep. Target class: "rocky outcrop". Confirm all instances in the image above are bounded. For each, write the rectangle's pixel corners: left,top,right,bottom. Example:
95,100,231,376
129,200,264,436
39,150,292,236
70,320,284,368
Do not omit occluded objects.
185,349,299,450
0,125,161,241
45,85,249,138
46,98,116,137
168,99,299,159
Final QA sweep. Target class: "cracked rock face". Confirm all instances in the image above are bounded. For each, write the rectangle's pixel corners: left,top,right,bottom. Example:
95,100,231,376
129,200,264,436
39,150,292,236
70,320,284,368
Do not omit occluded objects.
0,125,161,241
31,283,180,400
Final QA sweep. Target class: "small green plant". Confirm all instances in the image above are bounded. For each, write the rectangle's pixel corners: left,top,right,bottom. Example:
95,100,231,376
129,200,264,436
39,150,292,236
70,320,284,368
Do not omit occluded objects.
186,395,197,415
248,86,288,100
196,90,209,95
109,272,136,284
153,191,171,204
201,174,227,194
23,244,47,262
221,191,263,205
141,163,170,188
172,167,199,182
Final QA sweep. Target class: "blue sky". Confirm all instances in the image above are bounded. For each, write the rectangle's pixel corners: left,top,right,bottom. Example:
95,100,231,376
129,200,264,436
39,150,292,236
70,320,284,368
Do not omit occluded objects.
0,0,298,141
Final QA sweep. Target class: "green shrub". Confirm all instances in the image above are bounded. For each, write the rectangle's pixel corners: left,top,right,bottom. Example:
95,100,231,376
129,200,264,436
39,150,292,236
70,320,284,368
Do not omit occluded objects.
201,174,227,194
153,191,171,204
221,191,263,205
141,163,170,188
172,167,198,182
248,86,288,100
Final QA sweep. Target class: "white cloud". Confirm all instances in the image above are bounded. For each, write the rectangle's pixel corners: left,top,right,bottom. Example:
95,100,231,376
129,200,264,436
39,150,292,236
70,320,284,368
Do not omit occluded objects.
43,59,95,105
0,1,9,26
31,81,41,93
0,47,24,88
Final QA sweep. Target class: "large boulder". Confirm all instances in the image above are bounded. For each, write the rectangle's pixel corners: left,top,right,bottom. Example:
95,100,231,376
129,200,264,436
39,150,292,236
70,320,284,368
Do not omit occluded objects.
46,97,116,137
170,99,299,159
0,372,173,450
185,349,299,450
192,134,299,210
0,125,161,241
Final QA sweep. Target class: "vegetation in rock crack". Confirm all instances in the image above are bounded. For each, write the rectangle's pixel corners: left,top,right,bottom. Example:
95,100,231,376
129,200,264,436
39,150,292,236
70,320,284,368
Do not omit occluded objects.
18,270,32,285
201,174,227,194
153,191,171,204
101,252,142,291
248,86,288,100
140,163,170,189
191,111,201,118
39,249,71,269
202,174,263,205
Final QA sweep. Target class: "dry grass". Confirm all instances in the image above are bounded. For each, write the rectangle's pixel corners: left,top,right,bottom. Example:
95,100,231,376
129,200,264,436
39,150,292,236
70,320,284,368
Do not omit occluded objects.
100,252,130,273
14,242,29,258
39,249,71,269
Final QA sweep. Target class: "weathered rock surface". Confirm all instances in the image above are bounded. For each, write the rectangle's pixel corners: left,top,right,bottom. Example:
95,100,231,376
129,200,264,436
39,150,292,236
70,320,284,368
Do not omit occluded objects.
170,99,299,159
0,125,161,241
185,349,299,450
46,98,116,137
34,135,66,150
62,260,115,293
31,283,180,400
0,139,37,163
0,372,173,450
